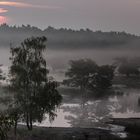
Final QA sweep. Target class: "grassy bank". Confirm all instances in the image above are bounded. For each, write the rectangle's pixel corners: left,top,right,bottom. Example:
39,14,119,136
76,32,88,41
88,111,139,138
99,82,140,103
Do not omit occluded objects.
7,125,140,140
7,126,122,140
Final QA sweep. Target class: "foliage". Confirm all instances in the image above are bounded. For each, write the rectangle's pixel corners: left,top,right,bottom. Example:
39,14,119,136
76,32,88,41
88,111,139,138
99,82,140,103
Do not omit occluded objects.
118,64,139,77
115,57,140,77
90,65,115,90
0,65,3,80
0,113,14,140
64,59,115,92
0,65,5,81
9,36,62,130
65,59,98,89
0,67,13,140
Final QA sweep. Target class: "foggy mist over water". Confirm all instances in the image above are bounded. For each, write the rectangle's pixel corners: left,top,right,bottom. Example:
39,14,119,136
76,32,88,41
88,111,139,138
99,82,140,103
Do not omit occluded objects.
46,47,140,81
0,47,140,81
1,41,140,140
0,0,140,139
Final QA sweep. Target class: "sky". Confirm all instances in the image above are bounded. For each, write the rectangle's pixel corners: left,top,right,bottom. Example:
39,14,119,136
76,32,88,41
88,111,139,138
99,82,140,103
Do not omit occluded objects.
0,0,140,35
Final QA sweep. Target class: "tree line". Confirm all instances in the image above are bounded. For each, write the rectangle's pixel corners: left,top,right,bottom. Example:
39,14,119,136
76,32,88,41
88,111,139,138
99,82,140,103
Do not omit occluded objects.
64,57,140,92
63,59,115,92
0,23,139,49
114,57,140,77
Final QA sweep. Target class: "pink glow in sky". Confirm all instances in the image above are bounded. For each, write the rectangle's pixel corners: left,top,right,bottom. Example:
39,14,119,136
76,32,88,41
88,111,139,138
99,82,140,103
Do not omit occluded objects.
0,1,60,9
0,1,31,7
0,0,140,34
0,8,8,23
0,16,7,24
0,1,60,25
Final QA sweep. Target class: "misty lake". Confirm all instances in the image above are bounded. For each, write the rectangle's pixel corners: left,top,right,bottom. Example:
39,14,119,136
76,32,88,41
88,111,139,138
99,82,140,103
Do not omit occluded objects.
36,87,140,128
0,47,140,129
1,47,140,81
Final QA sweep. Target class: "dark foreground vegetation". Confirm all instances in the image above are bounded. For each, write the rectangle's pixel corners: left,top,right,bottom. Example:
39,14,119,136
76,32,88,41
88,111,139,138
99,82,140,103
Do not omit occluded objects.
7,126,140,140
108,118,140,135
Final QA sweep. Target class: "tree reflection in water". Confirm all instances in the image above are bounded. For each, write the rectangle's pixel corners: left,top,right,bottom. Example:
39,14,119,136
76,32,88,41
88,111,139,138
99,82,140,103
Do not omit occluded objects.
60,87,140,128
113,89,140,116
61,89,124,128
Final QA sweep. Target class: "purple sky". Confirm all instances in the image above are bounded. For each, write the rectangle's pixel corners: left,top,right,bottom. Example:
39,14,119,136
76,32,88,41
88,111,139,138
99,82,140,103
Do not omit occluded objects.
0,0,140,35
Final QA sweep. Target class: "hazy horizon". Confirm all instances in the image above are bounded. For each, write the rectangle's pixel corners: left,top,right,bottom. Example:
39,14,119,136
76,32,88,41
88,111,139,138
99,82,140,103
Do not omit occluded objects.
0,0,140,35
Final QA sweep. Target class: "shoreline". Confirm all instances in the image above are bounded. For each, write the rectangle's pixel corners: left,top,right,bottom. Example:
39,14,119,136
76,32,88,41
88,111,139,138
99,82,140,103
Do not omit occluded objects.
8,126,119,140
8,125,140,140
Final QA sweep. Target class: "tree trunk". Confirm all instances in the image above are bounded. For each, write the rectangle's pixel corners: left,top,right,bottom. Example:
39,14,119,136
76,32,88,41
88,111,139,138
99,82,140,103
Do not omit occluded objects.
26,113,30,130
80,85,86,108
29,112,33,130
14,117,18,136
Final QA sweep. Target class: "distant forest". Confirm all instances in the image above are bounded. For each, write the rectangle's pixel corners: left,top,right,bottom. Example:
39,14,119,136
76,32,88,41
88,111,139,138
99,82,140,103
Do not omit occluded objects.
0,24,140,49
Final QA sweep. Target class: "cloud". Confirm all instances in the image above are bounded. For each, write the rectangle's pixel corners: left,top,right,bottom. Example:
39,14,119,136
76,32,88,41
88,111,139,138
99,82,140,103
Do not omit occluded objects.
0,1,60,9
0,8,8,13
0,1,30,7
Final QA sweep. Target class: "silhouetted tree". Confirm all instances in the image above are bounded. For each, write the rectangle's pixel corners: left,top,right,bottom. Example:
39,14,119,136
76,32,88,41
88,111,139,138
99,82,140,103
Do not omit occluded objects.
65,59,98,91
115,57,140,77
7,106,22,136
118,64,139,77
0,65,2,80
10,36,62,130
65,60,115,94
93,65,115,89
